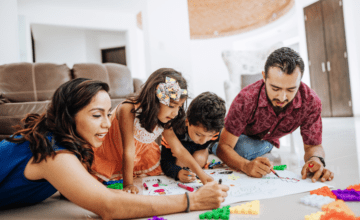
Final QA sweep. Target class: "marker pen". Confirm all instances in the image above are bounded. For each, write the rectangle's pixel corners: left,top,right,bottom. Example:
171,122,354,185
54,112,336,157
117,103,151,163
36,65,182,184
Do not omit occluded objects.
177,183,194,192
143,183,148,190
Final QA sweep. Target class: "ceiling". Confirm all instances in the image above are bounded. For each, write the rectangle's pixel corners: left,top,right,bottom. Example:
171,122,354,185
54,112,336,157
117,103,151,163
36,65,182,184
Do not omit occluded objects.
188,0,295,39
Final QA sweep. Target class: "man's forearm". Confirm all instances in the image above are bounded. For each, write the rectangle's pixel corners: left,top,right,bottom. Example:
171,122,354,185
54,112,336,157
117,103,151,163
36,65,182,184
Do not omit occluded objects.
304,144,325,163
216,143,249,172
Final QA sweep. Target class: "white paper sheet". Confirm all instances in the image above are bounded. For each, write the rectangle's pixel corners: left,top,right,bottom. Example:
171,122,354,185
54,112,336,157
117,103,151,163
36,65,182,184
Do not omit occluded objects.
142,168,333,206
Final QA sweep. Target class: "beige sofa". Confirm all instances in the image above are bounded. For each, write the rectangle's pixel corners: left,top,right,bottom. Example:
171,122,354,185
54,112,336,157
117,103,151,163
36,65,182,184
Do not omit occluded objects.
0,62,143,141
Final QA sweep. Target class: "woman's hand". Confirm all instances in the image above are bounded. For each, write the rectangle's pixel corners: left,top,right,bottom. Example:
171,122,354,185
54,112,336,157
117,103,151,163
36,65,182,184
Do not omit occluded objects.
189,181,229,211
123,184,139,194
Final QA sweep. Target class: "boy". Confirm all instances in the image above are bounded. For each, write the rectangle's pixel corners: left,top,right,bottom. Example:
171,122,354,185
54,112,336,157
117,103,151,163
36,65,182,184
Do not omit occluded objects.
160,92,226,182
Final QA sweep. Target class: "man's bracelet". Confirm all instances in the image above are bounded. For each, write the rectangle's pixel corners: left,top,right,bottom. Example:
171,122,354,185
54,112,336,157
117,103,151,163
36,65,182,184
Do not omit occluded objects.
185,192,190,213
308,156,326,167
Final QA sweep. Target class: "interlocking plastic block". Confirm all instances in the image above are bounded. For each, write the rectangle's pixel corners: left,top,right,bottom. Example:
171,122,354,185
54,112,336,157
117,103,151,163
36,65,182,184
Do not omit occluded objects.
319,210,359,220
199,205,230,220
346,183,360,191
321,200,355,217
310,186,337,199
304,211,325,220
107,183,123,190
147,216,167,220
273,165,287,170
300,194,335,208
228,174,241,180
103,179,123,185
332,189,360,201
230,200,260,215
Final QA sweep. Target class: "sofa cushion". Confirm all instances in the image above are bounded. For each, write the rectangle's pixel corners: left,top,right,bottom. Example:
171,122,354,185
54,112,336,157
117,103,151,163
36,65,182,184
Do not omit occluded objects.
0,63,71,102
72,63,134,99
0,101,50,135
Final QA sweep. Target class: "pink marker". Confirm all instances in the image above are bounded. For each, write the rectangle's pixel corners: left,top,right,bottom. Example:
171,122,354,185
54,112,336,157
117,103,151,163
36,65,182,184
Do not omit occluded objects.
177,183,194,192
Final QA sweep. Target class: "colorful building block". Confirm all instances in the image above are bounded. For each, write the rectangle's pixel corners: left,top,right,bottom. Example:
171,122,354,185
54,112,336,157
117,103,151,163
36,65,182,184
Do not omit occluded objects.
273,165,287,170
319,210,359,220
321,200,355,217
310,186,337,199
103,179,123,185
304,211,325,220
147,216,167,220
346,184,360,191
199,205,230,220
300,194,335,208
332,189,360,201
106,183,123,190
228,174,241,180
230,200,260,215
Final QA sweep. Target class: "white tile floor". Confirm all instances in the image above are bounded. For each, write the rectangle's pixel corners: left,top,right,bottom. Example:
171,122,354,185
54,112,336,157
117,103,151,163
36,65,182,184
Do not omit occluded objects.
1,117,360,220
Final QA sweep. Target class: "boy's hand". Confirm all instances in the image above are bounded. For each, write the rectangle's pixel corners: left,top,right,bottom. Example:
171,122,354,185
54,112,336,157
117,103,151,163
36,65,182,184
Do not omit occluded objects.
123,184,139,194
243,157,272,178
178,169,197,183
199,173,214,185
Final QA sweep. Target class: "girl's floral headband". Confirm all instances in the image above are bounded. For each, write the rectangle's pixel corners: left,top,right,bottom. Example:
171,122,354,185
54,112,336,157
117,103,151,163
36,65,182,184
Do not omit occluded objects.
156,77,188,106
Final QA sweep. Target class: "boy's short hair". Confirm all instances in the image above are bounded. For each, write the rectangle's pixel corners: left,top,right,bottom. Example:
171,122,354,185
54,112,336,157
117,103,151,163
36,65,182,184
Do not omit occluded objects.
186,92,226,133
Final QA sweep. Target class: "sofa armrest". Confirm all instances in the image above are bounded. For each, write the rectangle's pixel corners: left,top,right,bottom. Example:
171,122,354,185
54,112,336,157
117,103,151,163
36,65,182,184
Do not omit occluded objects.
133,78,143,94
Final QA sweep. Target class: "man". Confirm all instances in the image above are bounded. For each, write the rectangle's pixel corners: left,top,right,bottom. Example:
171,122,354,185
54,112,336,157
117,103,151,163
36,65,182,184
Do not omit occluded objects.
210,47,334,183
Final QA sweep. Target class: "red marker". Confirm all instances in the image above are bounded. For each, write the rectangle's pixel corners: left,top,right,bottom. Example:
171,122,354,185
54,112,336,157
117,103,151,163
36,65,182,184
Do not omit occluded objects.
270,168,283,181
177,183,194,192
143,183,148,190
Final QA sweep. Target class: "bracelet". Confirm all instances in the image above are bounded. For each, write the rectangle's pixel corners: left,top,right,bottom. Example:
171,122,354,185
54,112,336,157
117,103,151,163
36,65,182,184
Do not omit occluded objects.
185,192,190,213
308,156,326,167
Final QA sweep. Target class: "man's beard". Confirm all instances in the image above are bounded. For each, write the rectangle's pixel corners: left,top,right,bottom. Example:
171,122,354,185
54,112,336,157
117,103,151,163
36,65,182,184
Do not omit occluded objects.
265,85,290,114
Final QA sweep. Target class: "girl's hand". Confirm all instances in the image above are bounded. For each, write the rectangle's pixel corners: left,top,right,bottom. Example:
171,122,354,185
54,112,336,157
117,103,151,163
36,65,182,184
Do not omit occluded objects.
178,169,196,183
123,184,139,194
198,173,214,185
189,181,229,211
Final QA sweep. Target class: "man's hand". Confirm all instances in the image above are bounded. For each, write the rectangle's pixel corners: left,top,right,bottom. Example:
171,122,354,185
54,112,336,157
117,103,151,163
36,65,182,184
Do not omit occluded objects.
177,169,197,183
301,159,334,182
243,157,272,178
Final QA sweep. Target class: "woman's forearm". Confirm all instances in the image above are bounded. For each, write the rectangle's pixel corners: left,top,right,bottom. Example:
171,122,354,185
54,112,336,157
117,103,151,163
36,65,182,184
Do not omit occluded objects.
105,191,189,219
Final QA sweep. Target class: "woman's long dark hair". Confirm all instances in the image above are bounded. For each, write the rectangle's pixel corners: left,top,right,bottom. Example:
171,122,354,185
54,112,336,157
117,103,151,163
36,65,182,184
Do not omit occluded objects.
6,78,110,172
123,68,188,134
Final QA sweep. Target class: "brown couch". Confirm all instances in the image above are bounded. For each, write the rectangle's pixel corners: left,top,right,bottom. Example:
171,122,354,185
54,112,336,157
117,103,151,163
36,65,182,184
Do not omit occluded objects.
0,62,143,141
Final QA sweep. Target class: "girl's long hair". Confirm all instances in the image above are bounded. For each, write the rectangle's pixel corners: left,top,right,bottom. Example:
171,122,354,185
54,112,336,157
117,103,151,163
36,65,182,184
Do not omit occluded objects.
6,78,110,172
124,68,188,134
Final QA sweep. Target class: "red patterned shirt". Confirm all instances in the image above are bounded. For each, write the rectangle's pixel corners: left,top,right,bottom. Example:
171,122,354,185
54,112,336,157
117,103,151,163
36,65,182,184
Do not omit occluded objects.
225,80,322,148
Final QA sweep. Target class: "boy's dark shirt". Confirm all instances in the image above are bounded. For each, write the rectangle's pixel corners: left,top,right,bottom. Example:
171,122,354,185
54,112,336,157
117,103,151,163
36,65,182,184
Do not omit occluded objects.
160,128,219,180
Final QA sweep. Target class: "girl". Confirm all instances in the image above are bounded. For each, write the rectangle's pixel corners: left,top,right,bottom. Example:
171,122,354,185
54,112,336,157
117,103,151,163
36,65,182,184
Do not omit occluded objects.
92,68,214,193
0,78,228,219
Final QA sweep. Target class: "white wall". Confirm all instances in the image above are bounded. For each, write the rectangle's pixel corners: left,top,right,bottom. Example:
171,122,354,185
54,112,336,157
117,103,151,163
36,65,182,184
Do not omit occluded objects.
142,0,193,93
343,0,360,117
17,3,144,78
31,24,87,67
0,0,20,65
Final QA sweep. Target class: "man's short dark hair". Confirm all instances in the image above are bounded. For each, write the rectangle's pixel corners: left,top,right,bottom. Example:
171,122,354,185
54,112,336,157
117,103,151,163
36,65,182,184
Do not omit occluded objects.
186,92,226,133
264,47,304,79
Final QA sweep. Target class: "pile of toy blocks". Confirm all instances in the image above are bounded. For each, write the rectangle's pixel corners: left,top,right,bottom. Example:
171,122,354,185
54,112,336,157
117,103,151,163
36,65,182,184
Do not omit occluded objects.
272,165,287,170
103,180,123,190
301,184,360,220
148,216,167,220
229,200,260,215
199,205,230,220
